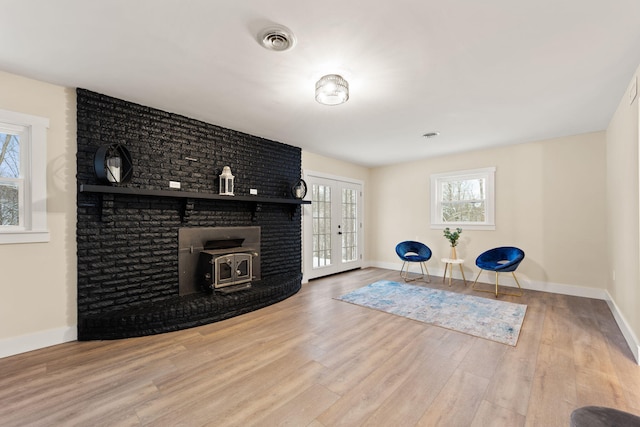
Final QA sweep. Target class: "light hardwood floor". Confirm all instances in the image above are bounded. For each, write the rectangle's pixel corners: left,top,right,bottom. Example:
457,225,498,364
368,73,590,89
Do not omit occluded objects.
1,267,639,426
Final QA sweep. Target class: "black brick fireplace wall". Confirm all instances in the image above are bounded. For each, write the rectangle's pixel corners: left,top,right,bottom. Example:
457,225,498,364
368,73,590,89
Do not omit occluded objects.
76,89,303,340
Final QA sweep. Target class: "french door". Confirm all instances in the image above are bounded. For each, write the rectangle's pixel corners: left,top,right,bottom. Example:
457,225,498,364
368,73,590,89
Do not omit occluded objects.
303,172,363,280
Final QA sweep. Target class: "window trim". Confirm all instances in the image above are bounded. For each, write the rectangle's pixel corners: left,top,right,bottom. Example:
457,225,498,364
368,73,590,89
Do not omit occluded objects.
430,167,496,230
0,108,50,244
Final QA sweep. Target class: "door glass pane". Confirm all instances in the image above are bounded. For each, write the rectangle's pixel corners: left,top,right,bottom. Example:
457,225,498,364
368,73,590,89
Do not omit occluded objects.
217,258,232,282
341,188,358,262
236,259,248,276
312,184,332,268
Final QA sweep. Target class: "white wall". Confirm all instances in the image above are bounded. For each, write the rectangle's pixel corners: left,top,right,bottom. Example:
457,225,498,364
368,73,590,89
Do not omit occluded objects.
606,64,640,362
368,132,609,295
0,71,77,358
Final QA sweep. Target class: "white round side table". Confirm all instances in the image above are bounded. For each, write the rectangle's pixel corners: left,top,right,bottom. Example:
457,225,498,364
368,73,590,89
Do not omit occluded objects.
441,258,467,287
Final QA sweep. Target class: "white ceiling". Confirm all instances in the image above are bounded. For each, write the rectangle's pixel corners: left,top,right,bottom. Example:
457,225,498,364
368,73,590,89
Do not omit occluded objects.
2,0,640,167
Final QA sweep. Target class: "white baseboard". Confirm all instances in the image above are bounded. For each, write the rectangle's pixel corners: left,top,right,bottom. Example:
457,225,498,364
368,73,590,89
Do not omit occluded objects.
604,294,640,365
0,326,77,359
374,261,405,271
521,278,609,299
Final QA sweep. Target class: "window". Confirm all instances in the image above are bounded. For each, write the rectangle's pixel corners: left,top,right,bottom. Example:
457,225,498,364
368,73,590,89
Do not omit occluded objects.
430,167,495,230
0,109,49,244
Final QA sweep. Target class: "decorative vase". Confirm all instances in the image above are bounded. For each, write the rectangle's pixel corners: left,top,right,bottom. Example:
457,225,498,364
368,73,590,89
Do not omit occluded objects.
450,245,457,260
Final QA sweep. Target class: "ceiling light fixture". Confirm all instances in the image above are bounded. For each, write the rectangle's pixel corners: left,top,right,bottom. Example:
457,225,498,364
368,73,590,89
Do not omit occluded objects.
315,74,349,106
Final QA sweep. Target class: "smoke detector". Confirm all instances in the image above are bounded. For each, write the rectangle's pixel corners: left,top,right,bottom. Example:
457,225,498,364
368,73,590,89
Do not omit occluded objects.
258,26,297,52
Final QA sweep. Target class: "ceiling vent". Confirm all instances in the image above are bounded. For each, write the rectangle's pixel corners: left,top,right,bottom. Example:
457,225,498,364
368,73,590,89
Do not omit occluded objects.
259,26,297,52
422,132,440,138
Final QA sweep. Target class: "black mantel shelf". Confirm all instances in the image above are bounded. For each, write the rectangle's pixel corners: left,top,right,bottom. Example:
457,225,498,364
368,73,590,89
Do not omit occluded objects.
79,184,311,205
79,184,310,221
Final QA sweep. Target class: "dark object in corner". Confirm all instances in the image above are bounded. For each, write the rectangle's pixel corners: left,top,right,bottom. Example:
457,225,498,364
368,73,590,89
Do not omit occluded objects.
570,406,640,427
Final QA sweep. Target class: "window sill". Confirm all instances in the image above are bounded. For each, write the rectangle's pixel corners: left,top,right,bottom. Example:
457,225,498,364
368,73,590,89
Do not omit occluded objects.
430,224,495,231
0,230,50,244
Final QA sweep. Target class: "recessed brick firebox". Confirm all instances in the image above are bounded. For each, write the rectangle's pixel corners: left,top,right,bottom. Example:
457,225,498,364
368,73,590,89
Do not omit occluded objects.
76,89,305,340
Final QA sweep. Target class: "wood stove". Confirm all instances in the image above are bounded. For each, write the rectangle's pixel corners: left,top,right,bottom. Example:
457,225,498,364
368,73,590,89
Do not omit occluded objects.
199,240,258,292
178,226,261,295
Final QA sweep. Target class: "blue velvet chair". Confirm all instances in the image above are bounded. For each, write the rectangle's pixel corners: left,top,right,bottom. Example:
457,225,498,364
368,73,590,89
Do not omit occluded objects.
472,246,524,297
395,241,432,282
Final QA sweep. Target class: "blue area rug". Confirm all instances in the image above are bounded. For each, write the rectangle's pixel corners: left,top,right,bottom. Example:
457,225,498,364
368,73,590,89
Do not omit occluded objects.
335,280,527,346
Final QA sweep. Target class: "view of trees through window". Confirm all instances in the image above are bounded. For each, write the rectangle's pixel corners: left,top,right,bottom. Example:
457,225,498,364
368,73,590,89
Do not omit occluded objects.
341,188,358,262
0,132,20,226
441,177,485,222
312,184,332,268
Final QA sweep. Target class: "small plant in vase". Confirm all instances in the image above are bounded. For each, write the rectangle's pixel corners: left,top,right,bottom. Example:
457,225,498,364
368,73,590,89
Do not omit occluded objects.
443,227,462,259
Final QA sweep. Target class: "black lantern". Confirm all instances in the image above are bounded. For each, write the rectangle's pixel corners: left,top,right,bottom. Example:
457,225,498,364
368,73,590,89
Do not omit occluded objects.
291,179,307,199
94,144,133,185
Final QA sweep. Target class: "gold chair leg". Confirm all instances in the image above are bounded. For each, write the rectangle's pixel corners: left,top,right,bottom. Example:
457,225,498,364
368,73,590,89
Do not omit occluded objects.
400,261,430,283
511,272,524,296
400,261,409,281
472,269,483,289
472,270,523,297
420,262,431,283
